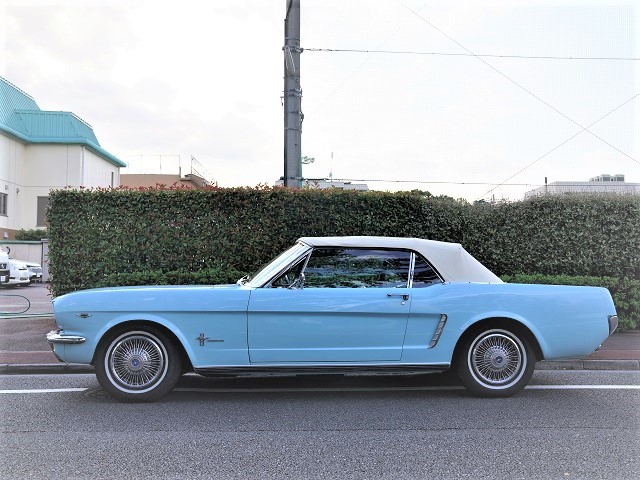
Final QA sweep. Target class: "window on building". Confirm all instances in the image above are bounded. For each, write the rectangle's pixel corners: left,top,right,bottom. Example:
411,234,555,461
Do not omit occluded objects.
36,196,49,227
0,193,7,216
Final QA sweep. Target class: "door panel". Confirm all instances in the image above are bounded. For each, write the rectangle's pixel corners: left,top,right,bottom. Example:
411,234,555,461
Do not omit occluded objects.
248,288,410,363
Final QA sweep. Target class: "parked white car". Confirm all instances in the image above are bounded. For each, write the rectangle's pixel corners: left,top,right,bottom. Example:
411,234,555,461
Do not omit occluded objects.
24,261,43,283
0,248,9,285
1,260,32,288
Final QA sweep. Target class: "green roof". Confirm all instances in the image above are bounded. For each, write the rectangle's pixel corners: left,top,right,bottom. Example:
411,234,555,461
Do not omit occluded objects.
0,76,126,168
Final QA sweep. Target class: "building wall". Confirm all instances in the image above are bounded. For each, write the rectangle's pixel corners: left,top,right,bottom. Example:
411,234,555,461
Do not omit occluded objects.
1,134,121,236
120,173,202,189
524,181,640,199
0,134,27,234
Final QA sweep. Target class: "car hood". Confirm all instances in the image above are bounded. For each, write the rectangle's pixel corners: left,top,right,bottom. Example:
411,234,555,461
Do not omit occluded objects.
53,284,249,314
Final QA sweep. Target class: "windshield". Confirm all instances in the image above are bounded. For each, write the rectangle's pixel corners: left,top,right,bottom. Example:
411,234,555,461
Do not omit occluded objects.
246,242,311,287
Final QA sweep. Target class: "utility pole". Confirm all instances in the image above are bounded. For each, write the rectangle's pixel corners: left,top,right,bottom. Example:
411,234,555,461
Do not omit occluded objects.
283,0,302,188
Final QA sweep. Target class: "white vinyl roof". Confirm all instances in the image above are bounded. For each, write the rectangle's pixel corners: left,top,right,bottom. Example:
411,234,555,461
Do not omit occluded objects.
298,236,503,284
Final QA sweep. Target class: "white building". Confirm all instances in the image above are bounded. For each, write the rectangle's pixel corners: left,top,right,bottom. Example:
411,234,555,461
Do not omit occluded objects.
275,178,369,191
0,77,125,238
524,174,640,199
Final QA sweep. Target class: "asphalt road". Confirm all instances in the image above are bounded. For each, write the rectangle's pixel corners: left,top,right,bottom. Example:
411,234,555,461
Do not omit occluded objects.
0,282,51,315
1,371,638,479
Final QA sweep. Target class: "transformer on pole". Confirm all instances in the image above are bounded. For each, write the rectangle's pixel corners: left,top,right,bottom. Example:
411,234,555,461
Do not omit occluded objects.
283,0,302,188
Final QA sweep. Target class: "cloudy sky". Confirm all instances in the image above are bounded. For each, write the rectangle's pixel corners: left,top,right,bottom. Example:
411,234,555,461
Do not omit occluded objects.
2,0,638,201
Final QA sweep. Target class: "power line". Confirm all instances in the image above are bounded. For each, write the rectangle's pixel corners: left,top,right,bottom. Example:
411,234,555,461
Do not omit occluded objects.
305,47,639,61
306,2,432,116
313,178,639,188
400,3,637,180
483,92,640,197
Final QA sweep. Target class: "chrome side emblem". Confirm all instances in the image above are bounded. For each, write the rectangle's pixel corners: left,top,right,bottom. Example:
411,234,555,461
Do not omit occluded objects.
197,333,209,346
77,313,91,318
197,333,224,346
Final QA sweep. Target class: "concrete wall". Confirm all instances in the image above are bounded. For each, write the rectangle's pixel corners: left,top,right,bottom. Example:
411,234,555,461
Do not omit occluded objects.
0,241,43,265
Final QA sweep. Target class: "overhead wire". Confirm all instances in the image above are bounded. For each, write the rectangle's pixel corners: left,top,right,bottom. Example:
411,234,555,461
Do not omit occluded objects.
305,48,639,61
481,92,640,197
305,2,432,115
399,3,637,196
308,178,638,188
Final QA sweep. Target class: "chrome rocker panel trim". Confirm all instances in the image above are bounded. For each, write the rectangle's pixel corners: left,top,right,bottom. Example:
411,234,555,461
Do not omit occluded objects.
193,363,451,377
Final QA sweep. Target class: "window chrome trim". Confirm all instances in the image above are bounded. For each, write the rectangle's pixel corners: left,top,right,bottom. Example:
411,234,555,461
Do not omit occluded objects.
408,252,416,288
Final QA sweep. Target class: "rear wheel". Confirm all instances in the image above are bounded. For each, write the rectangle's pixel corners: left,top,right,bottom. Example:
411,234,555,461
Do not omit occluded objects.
457,328,535,397
95,328,182,402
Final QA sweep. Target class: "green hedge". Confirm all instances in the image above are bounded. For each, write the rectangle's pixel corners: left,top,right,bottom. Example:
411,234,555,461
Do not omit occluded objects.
47,187,469,296
94,267,247,289
465,194,640,277
47,188,640,329
15,228,48,241
502,274,640,331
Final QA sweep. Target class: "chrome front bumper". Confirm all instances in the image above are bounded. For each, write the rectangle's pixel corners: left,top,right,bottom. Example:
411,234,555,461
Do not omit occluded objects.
608,315,619,335
47,329,86,362
46,329,86,345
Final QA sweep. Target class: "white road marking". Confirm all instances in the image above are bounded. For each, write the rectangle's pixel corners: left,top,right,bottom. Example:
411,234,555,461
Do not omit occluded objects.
526,385,640,390
0,388,87,394
0,385,638,395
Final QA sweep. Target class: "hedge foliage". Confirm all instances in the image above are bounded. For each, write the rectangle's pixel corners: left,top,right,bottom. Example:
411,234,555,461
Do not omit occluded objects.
502,274,640,331
47,187,639,329
94,267,247,290
467,195,640,277
15,228,48,241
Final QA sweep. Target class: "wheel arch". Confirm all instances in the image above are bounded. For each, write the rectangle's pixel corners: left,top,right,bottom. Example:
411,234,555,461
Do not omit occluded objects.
451,317,544,368
91,320,193,372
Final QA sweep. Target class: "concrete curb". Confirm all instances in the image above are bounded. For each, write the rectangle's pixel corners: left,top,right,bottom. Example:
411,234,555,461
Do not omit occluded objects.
1,360,638,375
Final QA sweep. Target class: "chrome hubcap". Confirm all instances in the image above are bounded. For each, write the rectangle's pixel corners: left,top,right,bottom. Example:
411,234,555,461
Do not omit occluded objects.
470,332,523,386
109,335,165,389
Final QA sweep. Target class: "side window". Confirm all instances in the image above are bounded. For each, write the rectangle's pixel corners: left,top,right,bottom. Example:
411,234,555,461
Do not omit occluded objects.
304,248,410,288
412,254,441,287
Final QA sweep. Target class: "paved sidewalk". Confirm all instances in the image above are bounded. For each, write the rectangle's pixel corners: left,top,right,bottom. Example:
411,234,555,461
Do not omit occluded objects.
0,315,639,373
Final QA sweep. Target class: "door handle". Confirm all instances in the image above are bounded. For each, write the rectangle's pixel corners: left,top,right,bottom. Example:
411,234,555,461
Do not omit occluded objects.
387,293,409,301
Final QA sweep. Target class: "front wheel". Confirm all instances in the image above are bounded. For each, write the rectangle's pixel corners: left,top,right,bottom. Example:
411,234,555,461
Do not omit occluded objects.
95,328,182,402
457,328,535,397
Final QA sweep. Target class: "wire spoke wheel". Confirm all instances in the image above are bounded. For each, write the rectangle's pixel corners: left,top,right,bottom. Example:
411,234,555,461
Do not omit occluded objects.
458,327,534,397
109,335,165,390
470,332,523,386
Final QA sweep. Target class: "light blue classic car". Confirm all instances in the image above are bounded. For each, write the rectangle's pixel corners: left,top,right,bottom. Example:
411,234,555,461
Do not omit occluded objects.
48,236,618,402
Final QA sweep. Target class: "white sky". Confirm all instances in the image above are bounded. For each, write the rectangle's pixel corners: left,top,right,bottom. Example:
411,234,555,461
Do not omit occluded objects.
2,0,638,201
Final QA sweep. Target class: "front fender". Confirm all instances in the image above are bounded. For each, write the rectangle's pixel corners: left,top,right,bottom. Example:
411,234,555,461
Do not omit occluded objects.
92,313,198,366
